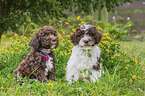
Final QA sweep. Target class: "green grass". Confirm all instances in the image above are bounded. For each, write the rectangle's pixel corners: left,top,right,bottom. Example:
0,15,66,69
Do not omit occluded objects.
0,19,144,95
0,35,144,95
119,41,145,65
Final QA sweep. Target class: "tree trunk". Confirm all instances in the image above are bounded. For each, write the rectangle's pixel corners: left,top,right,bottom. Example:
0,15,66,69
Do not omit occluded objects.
0,23,4,44
98,9,101,21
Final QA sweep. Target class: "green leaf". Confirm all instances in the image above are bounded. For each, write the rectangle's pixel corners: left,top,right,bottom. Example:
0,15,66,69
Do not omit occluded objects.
88,53,92,57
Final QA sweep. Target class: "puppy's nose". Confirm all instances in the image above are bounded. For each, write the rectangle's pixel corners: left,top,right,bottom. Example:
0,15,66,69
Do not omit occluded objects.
84,40,89,44
51,38,57,43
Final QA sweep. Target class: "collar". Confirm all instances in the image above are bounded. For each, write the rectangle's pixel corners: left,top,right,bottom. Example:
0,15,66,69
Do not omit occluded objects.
40,50,51,54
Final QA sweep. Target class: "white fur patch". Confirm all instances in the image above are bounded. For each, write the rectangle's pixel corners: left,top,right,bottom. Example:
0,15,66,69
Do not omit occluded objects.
79,34,94,46
44,56,53,75
66,45,102,82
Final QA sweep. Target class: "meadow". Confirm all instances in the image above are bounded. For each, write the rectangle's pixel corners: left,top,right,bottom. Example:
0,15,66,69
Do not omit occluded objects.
0,17,144,96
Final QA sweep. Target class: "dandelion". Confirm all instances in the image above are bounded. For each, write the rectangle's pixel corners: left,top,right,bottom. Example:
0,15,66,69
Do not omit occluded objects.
0,53,2,55
77,16,81,20
21,44,25,47
125,67,128,70
2,34,6,38
129,79,133,83
128,24,132,27
124,59,127,63
132,75,137,80
103,33,109,36
117,54,120,57
97,26,102,30
107,37,112,40
48,90,50,93
65,22,69,25
66,35,70,38
106,49,110,53
72,29,76,32
64,51,67,55
62,31,65,34
135,60,138,64
47,82,53,87
127,46,130,49
59,79,61,82
124,52,127,55
11,51,14,55
14,33,18,37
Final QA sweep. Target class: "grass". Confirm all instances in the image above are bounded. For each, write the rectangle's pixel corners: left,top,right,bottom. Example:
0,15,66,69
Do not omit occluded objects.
119,41,145,65
0,34,144,95
0,18,144,95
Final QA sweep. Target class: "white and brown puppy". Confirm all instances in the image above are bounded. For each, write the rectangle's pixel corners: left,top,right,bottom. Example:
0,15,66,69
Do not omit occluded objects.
66,23,103,82
14,27,59,82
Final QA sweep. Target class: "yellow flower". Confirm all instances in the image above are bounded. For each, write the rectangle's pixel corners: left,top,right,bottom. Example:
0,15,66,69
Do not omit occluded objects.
17,41,20,44
9,37,13,39
0,53,2,55
132,75,136,80
29,19,31,22
111,60,113,63
124,59,127,63
106,49,110,53
47,82,53,87
43,25,47,27
72,29,76,32
66,35,70,38
21,44,25,47
61,29,64,31
48,90,50,93
107,37,112,40
127,46,130,49
128,24,132,27
23,36,27,39
97,26,102,30
2,34,6,38
65,22,69,25
14,33,18,37
77,16,81,20
117,54,120,57
129,79,133,83
60,51,63,56
124,52,127,55
64,51,67,55
125,67,128,70
103,33,109,36
11,51,14,55
135,60,138,64
59,79,61,82
62,31,65,34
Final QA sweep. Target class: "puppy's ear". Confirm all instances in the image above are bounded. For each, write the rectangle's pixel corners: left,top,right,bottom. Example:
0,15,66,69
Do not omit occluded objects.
70,32,77,45
29,33,40,50
96,31,102,44
91,27,102,44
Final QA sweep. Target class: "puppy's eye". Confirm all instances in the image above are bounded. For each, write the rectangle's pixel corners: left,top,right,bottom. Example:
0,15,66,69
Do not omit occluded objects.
89,33,94,36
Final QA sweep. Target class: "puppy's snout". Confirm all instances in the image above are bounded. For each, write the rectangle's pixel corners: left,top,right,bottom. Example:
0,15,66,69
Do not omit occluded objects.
51,37,57,44
84,40,89,44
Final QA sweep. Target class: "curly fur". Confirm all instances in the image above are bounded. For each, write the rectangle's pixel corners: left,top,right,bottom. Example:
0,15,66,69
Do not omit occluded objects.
66,23,103,82
13,27,59,82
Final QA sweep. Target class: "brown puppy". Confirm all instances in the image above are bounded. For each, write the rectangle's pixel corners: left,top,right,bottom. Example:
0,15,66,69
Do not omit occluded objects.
14,27,59,82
